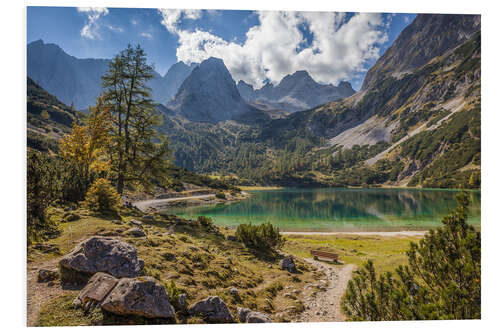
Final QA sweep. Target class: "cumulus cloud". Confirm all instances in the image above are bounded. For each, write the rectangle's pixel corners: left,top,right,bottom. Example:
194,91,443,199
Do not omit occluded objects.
158,9,202,33
77,7,109,39
158,10,389,88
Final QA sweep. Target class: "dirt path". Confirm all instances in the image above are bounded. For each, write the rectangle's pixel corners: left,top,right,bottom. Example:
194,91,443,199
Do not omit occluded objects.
133,194,216,211
298,259,355,322
26,258,65,326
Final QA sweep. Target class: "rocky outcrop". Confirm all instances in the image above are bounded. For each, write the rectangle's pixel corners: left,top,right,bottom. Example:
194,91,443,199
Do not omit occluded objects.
101,276,175,319
59,237,144,281
187,296,234,323
237,307,272,323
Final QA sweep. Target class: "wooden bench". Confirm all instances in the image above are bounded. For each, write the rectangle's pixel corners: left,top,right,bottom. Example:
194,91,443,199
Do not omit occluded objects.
311,250,339,263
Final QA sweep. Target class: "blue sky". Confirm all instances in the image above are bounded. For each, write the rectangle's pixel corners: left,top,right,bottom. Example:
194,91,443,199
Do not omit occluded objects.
27,7,416,90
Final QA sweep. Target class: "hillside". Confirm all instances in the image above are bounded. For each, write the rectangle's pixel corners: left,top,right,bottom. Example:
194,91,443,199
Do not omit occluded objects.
27,76,83,153
158,14,481,189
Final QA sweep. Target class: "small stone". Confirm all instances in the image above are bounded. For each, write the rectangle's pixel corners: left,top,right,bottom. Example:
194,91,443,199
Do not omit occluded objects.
129,220,143,228
37,269,59,282
142,215,155,223
280,255,296,272
226,235,237,241
125,228,146,237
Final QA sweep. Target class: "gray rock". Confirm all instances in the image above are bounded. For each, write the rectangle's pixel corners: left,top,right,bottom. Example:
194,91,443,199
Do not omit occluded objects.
177,293,187,311
226,235,237,241
126,228,146,237
187,296,234,323
75,272,118,310
280,255,296,272
129,220,143,228
37,269,59,282
237,307,272,323
59,237,144,280
229,287,239,297
64,213,80,222
101,276,175,319
142,215,155,223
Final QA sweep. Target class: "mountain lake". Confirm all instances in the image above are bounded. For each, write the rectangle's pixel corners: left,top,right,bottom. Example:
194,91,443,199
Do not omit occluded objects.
166,188,481,232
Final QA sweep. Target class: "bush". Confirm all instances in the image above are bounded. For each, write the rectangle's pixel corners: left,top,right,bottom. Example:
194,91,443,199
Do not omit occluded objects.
215,191,226,199
165,280,181,307
236,222,284,251
83,178,121,213
197,216,213,227
342,192,480,320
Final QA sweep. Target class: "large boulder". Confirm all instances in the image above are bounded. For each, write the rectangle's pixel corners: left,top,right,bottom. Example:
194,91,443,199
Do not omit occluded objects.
280,255,296,272
187,296,234,323
59,237,144,281
237,307,272,323
100,276,175,319
74,272,118,310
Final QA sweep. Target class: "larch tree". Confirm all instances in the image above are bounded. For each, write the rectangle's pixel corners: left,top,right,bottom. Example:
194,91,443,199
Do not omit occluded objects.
101,44,170,195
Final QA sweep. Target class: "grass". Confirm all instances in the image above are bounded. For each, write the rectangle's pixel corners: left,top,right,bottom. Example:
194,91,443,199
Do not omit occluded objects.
282,234,421,273
31,206,323,326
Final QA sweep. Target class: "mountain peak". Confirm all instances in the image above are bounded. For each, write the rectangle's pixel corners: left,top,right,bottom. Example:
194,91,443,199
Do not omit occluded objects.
168,57,252,123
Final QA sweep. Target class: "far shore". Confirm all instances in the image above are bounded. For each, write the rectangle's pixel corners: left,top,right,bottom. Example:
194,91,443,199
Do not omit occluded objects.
281,230,428,237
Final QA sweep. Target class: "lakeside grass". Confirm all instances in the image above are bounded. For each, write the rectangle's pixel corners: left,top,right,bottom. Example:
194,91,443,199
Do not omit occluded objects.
283,233,422,273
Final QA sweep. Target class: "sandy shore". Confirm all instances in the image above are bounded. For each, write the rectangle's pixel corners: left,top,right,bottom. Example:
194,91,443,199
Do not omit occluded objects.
281,230,427,237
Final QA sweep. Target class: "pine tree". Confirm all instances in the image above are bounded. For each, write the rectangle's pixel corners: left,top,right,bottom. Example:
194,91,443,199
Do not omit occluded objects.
342,192,480,320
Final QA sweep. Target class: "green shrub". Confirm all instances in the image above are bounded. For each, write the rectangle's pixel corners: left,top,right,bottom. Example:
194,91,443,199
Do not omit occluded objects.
197,215,213,227
236,222,284,251
342,192,480,320
83,178,121,213
215,191,226,199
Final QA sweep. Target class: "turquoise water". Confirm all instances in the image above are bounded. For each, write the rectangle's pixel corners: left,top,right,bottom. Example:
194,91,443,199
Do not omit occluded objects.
167,188,481,232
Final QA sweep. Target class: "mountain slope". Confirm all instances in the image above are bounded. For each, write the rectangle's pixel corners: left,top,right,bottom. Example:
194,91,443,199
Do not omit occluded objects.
237,71,355,113
27,40,189,110
152,61,198,105
167,57,256,123
27,76,83,152
159,14,481,189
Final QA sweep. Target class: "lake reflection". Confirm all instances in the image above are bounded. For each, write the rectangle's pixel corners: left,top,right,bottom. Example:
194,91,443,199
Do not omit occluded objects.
167,188,481,232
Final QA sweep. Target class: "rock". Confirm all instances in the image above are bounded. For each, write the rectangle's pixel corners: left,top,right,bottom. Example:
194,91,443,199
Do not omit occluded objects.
125,228,146,237
142,215,155,223
64,213,80,222
177,293,187,311
226,235,237,241
101,276,175,319
238,307,272,323
129,220,143,228
37,269,58,282
187,296,234,323
280,255,296,272
59,237,144,280
229,287,239,297
75,272,118,310
111,220,122,225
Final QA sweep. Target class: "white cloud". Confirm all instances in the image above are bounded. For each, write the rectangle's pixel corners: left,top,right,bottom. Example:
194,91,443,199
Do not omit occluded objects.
106,25,123,33
158,10,389,88
157,9,202,33
141,32,153,39
77,7,109,40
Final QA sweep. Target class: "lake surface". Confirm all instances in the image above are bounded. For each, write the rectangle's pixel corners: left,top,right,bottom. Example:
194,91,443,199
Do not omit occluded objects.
167,188,481,232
